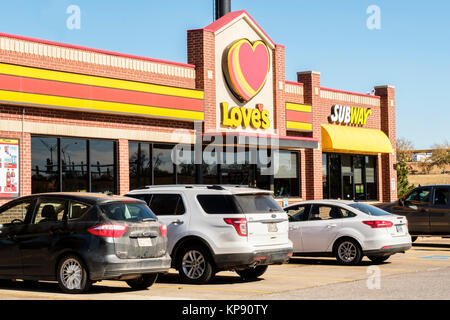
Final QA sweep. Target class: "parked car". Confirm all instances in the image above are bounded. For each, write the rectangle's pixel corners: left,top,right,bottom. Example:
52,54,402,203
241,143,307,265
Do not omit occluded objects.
126,185,293,284
284,200,412,265
0,193,171,293
376,185,450,241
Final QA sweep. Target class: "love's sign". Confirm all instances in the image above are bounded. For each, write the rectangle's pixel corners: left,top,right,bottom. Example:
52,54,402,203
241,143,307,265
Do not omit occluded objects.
222,39,270,103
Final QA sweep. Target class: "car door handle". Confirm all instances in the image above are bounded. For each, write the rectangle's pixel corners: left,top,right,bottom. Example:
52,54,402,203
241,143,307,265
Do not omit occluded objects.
172,219,184,225
327,224,337,229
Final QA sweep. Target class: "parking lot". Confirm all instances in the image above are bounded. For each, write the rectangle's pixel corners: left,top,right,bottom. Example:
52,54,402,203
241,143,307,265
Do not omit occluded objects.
0,237,449,300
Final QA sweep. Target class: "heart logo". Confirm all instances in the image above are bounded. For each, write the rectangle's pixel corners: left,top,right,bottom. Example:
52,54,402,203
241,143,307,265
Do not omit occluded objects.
223,39,270,103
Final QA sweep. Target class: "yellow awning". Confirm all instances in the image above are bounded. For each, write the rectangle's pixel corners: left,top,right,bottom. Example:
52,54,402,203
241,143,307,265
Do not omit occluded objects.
321,124,393,154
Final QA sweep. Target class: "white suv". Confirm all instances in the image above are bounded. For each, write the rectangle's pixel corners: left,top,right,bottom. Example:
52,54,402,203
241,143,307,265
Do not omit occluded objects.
126,185,293,284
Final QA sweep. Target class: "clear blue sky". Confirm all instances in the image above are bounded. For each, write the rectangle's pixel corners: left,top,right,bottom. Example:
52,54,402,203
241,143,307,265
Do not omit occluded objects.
0,0,448,149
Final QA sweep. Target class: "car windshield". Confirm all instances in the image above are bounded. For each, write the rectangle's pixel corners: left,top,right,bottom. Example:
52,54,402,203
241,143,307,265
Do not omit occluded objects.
349,203,391,216
100,202,157,222
197,193,283,214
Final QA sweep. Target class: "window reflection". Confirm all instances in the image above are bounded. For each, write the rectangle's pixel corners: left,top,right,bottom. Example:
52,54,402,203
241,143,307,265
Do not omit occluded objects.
31,137,59,193
90,140,115,194
61,138,88,192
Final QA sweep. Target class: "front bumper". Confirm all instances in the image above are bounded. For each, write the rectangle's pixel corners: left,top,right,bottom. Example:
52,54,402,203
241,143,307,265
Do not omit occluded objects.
363,243,412,257
214,247,293,270
89,253,172,280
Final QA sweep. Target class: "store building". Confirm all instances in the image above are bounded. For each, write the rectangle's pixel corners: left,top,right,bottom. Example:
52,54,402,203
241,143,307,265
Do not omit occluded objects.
0,9,397,206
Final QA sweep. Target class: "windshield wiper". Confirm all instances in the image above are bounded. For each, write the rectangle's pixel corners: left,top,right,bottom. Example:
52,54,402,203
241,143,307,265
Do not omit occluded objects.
141,218,157,222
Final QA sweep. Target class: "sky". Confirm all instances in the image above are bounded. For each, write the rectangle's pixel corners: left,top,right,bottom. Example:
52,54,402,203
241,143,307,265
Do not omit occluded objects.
0,0,448,149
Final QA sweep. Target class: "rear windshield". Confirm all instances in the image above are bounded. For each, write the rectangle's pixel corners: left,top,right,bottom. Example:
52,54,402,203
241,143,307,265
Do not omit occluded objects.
349,203,391,216
197,193,283,214
100,202,157,222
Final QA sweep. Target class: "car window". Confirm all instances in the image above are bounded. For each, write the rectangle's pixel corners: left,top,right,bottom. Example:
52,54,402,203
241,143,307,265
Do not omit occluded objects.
100,202,157,222
349,203,390,216
286,205,310,222
197,195,241,214
0,200,33,226
405,188,432,205
69,201,91,220
433,188,450,206
33,199,67,224
309,205,344,220
149,194,185,216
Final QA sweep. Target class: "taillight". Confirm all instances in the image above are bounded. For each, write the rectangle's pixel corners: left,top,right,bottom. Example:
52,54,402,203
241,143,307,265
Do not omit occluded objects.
362,220,394,228
224,218,248,237
88,224,128,238
160,224,167,237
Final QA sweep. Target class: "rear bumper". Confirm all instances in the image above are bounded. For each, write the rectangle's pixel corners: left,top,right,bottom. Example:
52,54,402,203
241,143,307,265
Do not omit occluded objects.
89,253,171,280
214,247,293,270
363,243,412,257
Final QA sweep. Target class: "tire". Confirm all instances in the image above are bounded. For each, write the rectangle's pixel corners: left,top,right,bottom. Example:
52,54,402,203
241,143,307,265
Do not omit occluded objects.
368,255,391,264
334,238,363,265
236,265,268,280
126,274,158,290
56,254,91,294
411,236,418,243
177,245,215,284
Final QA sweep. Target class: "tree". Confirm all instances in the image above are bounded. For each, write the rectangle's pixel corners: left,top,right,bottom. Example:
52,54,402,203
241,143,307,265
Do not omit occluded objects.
430,142,450,173
396,137,414,163
396,137,415,198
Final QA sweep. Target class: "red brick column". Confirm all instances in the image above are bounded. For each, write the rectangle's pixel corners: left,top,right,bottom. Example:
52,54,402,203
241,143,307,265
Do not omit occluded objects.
375,85,397,202
117,139,129,196
298,71,323,200
273,44,286,136
187,29,216,132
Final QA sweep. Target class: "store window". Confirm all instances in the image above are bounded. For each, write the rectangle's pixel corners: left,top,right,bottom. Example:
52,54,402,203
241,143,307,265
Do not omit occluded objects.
31,137,59,193
90,140,116,194
323,153,378,201
31,136,117,194
129,142,151,190
61,138,88,192
274,151,300,198
153,144,176,185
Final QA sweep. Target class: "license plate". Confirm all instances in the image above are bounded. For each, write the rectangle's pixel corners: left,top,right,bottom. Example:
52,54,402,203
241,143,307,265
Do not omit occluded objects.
268,223,278,232
137,237,153,247
396,225,404,233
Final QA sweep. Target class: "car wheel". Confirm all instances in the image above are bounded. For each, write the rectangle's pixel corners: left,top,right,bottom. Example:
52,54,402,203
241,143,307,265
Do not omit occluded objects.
368,255,391,264
57,254,91,294
411,236,418,242
334,239,363,265
236,265,268,280
178,245,214,284
126,274,158,290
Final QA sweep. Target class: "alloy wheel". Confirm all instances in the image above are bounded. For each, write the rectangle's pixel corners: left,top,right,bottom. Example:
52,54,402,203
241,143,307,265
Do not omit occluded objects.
60,258,83,290
182,250,206,280
338,241,357,262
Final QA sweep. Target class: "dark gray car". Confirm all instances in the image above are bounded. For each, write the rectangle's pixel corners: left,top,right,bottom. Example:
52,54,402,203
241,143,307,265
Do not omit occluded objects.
376,185,450,241
0,193,171,293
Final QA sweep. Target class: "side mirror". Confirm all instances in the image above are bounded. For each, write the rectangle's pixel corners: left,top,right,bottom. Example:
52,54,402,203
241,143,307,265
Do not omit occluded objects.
398,198,405,206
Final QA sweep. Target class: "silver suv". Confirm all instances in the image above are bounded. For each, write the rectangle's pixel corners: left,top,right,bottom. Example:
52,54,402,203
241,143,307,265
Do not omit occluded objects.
126,185,293,284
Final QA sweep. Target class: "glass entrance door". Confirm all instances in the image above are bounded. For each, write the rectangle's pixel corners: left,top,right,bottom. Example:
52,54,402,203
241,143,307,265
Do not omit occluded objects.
342,174,354,200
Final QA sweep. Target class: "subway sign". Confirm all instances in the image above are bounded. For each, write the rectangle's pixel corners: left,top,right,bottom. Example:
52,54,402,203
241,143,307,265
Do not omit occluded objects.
329,104,372,126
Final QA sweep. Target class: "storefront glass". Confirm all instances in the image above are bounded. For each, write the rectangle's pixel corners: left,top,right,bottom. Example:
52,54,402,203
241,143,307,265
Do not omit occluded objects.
61,138,88,192
274,151,299,198
129,142,152,190
31,136,117,194
90,140,116,193
153,144,176,185
31,137,59,193
323,153,378,201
